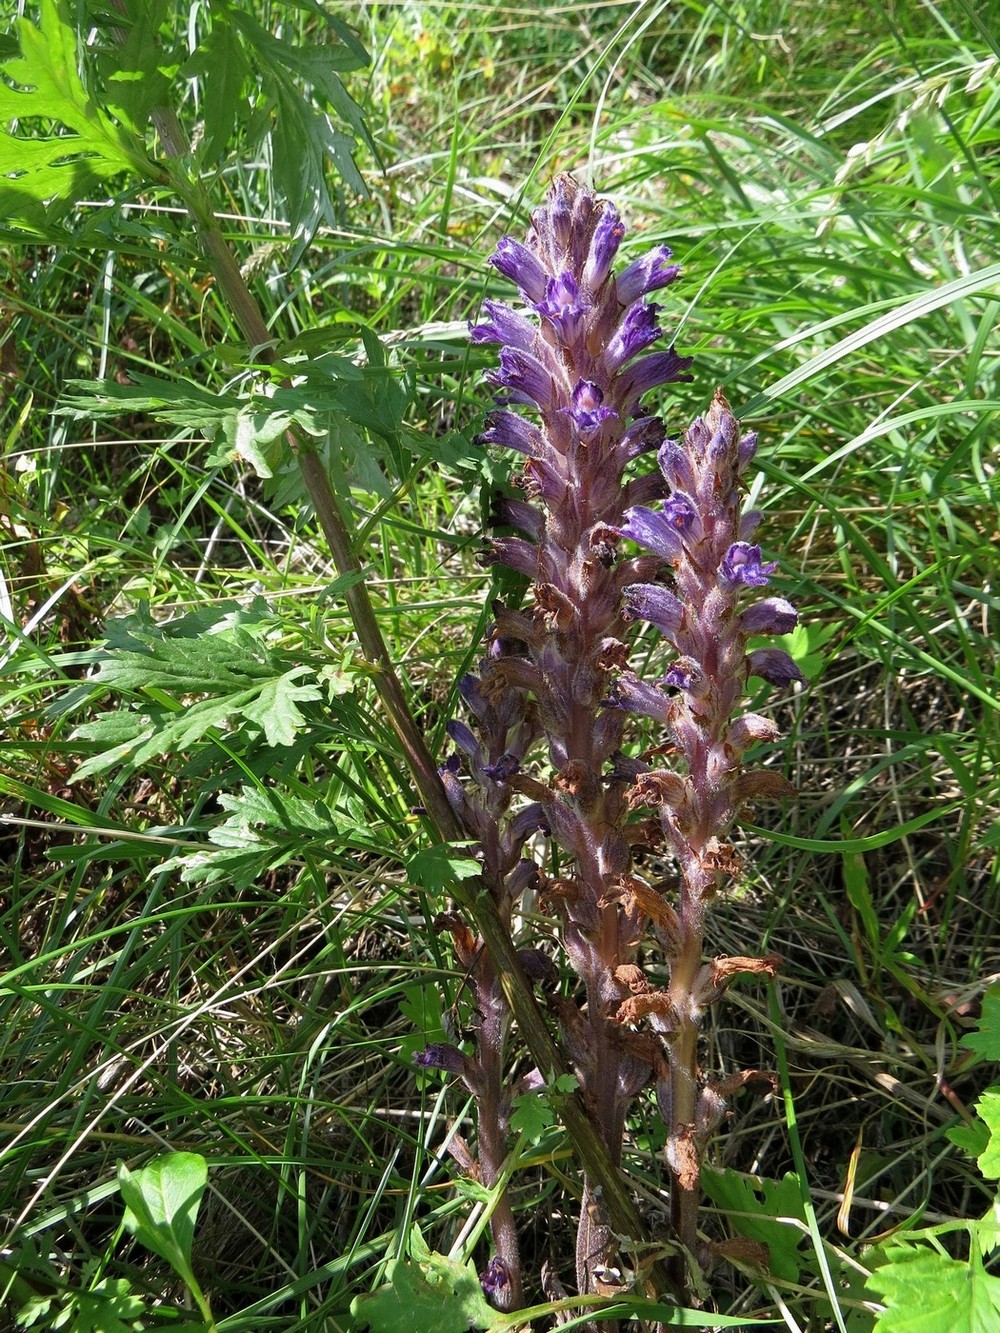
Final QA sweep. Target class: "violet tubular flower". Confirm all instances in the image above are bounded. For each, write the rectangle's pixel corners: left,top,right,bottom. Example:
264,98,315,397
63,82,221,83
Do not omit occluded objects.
614,388,802,1289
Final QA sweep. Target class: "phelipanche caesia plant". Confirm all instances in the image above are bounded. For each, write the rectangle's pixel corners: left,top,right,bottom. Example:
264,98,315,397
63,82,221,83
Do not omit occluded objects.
420,175,803,1313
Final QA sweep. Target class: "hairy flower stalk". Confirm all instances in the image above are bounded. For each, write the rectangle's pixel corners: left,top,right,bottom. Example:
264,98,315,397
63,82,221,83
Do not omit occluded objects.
611,389,800,1290
467,175,693,1301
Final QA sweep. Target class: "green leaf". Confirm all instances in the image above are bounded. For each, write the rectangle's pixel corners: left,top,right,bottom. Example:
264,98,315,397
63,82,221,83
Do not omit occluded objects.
0,0,146,224
973,1091,1000,1180
406,844,481,897
962,986,1000,1063
159,781,358,890
118,1152,207,1291
350,1237,494,1333
398,982,446,1066
16,1278,147,1332
65,601,329,777
867,1240,1000,1332
509,1088,557,1143
701,1169,807,1284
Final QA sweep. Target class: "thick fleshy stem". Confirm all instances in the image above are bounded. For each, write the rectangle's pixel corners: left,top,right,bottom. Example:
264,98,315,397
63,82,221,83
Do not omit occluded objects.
613,389,799,1294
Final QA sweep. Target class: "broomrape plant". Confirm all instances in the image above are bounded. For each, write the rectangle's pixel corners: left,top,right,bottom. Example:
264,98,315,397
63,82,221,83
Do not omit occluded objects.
420,175,805,1311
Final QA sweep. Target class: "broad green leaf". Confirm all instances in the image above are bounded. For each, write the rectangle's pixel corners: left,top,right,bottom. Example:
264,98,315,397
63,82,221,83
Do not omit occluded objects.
867,1241,1000,1333
350,1247,494,1333
118,1153,206,1290
65,602,332,777
701,1169,807,1284
238,669,323,748
0,0,146,223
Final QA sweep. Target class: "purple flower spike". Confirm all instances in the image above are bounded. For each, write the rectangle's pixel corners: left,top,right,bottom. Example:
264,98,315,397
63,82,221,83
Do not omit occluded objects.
720,542,777,588
490,236,548,302
616,245,682,304
746,647,804,686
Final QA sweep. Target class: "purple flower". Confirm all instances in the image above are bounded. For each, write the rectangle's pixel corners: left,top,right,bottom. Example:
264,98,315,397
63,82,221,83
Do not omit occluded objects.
662,492,699,536
446,719,481,759
470,299,537,350
656,438,697,493
719,542,777,588
618,505,683,563
621,583,685,639
477,410,544,456
603,673,673,723
737,430,759,473
489,236,548,302
739,596,798,637
562,380,618,435
662,659,702,691
619,348,692,412
746,647,804,686
605,302,663,371
487,347,555,411
482,752,520,781
582,204,625,290
619,416,667,462
481,1255,512,1306
616,245,682,304
536,272,589,342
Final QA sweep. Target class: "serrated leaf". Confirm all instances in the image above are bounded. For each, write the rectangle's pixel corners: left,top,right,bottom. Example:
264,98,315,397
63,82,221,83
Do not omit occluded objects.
0,0,145,222
963,986,1000,1062
406,844,481,897
350,1246,494,1333
239,669,323,747
867,1241,1000,1332
66,605,328,776
118,1153,206,1290
193,14,250,162
509,1089,557,1143
16,1278,147,1333
701,1168,807,1284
